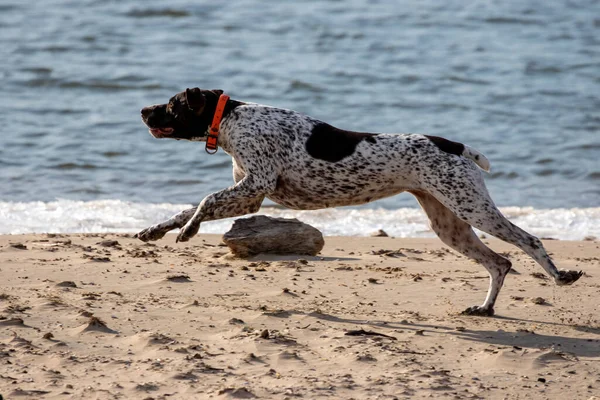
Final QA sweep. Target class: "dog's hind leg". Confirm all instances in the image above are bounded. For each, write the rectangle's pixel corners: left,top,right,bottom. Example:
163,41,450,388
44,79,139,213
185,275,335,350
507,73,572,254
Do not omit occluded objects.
410,190,512,316
423,166,582,291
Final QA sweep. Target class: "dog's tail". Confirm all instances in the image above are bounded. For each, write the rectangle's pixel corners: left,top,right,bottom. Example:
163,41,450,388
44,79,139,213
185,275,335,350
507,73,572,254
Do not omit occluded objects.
462,145,490,172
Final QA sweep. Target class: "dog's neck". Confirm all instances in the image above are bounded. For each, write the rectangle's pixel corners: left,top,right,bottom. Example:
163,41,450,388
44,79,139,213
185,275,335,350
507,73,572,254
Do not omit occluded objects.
198,96,244,145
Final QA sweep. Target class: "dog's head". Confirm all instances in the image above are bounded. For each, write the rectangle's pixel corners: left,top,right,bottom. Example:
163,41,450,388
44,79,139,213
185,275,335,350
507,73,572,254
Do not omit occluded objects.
141,88,223,141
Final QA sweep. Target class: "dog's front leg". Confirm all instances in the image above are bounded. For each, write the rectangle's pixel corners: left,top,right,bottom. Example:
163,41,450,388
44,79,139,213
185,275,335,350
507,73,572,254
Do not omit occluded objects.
176,175,271,243
135,207,197,242
136,192,264,242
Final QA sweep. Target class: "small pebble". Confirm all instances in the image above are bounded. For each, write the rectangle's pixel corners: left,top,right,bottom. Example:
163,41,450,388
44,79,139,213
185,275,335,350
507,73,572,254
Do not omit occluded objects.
531,297,547,305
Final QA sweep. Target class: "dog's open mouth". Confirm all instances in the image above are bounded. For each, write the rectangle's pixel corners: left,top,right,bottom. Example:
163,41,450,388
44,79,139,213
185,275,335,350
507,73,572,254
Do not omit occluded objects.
148,127,174,138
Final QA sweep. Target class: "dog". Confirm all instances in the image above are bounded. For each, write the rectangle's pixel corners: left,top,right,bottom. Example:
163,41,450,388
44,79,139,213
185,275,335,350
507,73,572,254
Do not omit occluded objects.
138,87,582,316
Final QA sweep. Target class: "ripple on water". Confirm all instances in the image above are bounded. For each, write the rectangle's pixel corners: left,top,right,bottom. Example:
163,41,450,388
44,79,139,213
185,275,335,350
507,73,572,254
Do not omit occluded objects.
588,172,600,180
59,80,163,91
167,179,205,186
66,188,108,195
537,89,578,97
488,171,521,180
534,168,558,177
482,17,545,26
565,143,600,151
524,61,564,75
20,67,53,74
22,76,162,91
534,158,555,165
446,76,491,85
287,80,325,93
124,9,191,18
101,151,129,158
51,163,98,170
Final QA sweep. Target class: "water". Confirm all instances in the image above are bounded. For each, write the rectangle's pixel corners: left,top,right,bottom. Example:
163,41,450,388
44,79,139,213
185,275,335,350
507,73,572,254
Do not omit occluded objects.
0,1,599,238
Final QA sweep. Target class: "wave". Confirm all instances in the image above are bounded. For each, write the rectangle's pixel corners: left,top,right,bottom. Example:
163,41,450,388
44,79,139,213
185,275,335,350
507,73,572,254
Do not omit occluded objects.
0,200,598,241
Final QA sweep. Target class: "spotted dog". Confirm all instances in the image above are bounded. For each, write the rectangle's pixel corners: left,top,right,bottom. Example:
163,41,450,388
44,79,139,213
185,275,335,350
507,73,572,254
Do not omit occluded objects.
138,88,582,316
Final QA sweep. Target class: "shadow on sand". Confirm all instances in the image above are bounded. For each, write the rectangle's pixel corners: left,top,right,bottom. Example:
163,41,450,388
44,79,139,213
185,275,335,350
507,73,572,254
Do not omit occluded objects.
281,311,600,358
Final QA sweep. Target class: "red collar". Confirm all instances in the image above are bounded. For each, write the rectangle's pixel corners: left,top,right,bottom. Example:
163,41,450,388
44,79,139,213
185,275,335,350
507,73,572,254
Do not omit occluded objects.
206,94,230,154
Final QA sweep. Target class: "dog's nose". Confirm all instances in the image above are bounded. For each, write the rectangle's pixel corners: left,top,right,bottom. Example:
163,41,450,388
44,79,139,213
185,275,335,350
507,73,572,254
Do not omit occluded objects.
141,107,152,119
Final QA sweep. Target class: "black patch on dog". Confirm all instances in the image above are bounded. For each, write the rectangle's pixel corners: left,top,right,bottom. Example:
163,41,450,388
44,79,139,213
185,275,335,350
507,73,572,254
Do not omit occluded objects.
306,123,377,162
424,135,465,156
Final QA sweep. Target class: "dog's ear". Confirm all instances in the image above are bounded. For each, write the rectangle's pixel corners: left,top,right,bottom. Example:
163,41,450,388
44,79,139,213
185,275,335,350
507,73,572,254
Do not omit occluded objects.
210,89,224,96
185,87,206,112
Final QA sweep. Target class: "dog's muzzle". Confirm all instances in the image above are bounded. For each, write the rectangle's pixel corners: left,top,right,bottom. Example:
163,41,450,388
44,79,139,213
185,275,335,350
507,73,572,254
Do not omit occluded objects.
141,107,174,138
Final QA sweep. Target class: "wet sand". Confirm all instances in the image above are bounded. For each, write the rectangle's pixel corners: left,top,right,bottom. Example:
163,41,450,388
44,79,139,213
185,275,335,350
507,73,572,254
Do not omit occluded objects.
0,234,598,399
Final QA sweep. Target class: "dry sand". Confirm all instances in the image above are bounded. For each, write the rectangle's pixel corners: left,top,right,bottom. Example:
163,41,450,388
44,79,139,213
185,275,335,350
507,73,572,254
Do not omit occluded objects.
0,233,598,399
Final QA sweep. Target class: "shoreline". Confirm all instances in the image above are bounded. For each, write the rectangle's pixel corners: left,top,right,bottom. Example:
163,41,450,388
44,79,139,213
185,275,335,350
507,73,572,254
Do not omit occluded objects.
0,201,599,240
1,233,599,399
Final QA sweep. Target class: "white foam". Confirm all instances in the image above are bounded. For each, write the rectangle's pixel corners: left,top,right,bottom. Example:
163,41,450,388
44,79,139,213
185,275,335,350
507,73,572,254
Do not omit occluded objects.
0,200,598,241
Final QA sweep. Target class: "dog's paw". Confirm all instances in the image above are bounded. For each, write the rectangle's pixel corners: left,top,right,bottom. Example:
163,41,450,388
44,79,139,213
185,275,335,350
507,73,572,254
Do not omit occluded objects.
555,269,583,286
176,222,200,243
461,305,495,317
135,226,167,242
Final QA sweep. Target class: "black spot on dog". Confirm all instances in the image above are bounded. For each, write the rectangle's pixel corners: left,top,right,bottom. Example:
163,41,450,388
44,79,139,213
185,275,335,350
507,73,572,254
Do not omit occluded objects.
306,123,378,162
424,135,465,156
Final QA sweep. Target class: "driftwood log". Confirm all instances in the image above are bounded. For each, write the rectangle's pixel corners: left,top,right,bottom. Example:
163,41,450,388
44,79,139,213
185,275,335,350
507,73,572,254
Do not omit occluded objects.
222,216,324,258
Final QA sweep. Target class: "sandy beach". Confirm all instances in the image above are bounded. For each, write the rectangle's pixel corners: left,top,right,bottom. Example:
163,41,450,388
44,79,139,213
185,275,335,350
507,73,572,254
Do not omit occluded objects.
0,233,598,399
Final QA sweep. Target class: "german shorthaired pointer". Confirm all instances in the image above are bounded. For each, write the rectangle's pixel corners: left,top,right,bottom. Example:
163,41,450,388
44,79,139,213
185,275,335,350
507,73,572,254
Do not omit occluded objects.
138,88,582,316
